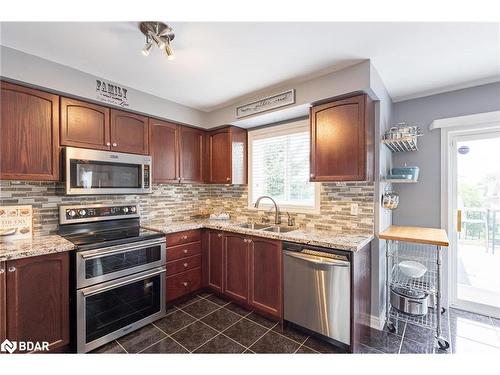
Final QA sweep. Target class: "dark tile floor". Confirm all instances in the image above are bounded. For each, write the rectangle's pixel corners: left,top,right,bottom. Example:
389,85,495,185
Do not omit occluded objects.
92,292,500,354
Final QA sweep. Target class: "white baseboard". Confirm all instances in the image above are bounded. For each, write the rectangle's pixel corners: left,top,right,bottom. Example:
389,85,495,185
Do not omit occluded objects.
369,310,386,331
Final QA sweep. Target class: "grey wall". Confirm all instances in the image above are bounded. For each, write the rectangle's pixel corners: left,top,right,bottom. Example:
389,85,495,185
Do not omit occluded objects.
0,46,206,128
392,82,500,228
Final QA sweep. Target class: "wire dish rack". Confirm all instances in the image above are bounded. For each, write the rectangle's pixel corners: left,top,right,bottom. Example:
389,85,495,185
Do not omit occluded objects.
384,239,450,350
382,137,419,152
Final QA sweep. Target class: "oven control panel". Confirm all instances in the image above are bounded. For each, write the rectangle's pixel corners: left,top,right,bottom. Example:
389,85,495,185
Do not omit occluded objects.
60,204,139,223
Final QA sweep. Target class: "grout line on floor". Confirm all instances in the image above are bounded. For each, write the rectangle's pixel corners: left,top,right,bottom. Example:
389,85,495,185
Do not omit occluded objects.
115,340,129,354
137,336,170,354
245,322,280,352
397,321,407,354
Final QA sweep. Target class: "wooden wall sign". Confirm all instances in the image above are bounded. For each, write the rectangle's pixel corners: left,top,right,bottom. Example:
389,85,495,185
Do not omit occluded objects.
236,89,295,118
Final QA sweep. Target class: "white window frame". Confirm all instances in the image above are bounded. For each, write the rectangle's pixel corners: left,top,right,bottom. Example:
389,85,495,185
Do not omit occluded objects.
247,119,321,214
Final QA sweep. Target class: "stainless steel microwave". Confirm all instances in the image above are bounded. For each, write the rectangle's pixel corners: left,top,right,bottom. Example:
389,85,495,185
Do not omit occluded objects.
64,147,152,195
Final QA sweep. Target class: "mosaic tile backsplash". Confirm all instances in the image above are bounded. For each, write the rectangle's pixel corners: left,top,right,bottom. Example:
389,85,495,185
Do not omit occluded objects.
0,181,374,235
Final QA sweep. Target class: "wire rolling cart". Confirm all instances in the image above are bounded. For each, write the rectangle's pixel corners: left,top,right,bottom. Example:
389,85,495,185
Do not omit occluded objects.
379,226,450,350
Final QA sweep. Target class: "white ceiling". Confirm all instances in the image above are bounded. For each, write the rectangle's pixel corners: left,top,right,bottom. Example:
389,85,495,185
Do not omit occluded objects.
0,22,499,111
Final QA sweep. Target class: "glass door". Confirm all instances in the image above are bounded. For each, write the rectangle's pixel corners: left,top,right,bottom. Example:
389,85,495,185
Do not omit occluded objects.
451,131,500,318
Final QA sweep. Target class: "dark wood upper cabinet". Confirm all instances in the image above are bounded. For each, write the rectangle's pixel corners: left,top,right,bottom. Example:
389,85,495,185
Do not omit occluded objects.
60,97,110,150
179,126,204,183
204,230,224,292
149,118,179,183
310,94,374,182
110,109,149,155
5,252,69,353
207,126,247,184
0,262,6,342
248,237,282,318
0,82,60,181
223,232,248,304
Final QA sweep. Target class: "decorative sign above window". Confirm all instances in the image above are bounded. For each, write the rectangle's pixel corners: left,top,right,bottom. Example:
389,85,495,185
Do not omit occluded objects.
236,89,295,118
96,79,129,108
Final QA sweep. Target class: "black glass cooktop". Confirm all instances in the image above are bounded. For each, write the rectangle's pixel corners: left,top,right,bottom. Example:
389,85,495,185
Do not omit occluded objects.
57,218,164,251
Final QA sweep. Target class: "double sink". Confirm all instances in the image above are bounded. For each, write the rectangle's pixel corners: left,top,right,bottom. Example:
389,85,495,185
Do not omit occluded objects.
237,222,298,233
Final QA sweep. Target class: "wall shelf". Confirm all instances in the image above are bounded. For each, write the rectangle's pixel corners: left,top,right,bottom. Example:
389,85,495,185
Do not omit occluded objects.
382,179,418,184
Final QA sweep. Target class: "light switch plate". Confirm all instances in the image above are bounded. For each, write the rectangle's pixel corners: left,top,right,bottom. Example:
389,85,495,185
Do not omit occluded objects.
350,203,358,216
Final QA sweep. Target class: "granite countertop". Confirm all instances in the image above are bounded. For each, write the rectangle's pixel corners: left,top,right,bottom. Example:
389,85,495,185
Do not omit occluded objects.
0,235,75,262
142,219,374,252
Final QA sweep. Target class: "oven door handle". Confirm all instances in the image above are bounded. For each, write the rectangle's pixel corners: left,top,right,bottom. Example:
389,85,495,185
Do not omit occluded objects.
81,268,166,297
80,238,165,259
283,250,350,267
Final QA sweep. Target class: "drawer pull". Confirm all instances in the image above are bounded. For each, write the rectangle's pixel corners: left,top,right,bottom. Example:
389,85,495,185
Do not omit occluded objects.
182,235,188,240
8,266,16,273
183,282,188,287
217,233,222,238
183,263,188,268
0,268,4,274
183,249,188,254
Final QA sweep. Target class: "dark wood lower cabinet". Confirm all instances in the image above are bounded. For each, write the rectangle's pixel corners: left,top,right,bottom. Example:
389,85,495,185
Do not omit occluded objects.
4,252,70,353
202,230,224,292
0,262,6,342
249,236,282,318
223,233,249,304
166,268,202,302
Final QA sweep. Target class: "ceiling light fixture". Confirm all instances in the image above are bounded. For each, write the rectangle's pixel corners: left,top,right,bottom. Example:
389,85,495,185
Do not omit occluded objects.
139,22,175,60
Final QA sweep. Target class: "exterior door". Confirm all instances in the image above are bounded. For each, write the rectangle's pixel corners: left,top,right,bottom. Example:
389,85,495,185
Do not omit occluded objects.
60,97,111,150
0,82,60,181
5,253,70,352
249,237,282,318
110,109,149,155
179,126,203,183
223,233,248,303
451,130,500,318
149,118,179,183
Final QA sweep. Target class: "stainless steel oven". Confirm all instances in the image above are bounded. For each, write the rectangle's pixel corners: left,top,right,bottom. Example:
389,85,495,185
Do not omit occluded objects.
76,237,166,288
64,147,152,195
77,266,166,353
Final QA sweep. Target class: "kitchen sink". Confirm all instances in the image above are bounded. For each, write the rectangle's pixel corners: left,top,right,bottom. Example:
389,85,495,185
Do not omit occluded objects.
237,222,272,230
262,226,298,233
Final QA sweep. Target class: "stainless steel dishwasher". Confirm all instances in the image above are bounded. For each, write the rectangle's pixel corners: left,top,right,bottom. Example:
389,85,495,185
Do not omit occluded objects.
283,241,351,346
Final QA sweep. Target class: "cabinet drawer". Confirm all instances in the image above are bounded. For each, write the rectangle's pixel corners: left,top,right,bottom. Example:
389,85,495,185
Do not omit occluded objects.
166,267,202,302
167,241,201,261
166,254,201,276
167,230,201,247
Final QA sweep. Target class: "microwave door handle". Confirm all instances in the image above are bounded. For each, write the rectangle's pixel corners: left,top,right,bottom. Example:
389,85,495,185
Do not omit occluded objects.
81,268,166,297
283,250,350,267
80,238,165,259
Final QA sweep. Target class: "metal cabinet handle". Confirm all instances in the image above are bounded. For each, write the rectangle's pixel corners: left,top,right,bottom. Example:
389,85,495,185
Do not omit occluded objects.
183,263,188,268
106,142,111,146
183,282,188,287
0,269,5,274
310,173,315,178
182,235,188,240
8,266,16,272
217,233,222,238
183,249,188,254
112,142,117,147
226,177,230,181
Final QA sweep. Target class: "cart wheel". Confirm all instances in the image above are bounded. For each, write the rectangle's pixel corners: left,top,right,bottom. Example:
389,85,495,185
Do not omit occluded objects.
437,338,450,350
386,321,396,333
441,307,446,315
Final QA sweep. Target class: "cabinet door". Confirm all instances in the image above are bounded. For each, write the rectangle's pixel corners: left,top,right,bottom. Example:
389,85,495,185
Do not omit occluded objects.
0,82,60,180
205,230,224,292
6,252,69,353
110,109,149,155
0,262,5,342
179,126,203,183
310,94,368,181
223,233,248,303
149,118,179,183
60,97,110,150
249,237,282,318
208,128,230,183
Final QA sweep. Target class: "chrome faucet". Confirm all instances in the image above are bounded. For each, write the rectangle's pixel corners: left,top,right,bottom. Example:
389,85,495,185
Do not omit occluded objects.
254,196,281,225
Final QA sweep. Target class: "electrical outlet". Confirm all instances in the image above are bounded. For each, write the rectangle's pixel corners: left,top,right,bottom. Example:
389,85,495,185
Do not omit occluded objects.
350,203,358,216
